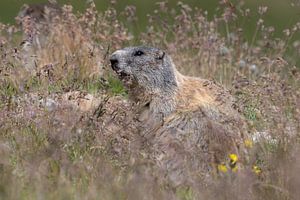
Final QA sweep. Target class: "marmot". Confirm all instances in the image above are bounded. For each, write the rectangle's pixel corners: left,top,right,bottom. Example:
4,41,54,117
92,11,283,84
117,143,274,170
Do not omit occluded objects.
110,46,248,185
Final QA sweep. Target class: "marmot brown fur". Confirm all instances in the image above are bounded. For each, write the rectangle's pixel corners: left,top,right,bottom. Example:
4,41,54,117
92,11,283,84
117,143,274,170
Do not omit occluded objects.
110,46,248,185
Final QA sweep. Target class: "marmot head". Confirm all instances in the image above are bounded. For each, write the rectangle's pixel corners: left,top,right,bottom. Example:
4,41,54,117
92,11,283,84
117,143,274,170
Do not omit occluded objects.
110,46,178,95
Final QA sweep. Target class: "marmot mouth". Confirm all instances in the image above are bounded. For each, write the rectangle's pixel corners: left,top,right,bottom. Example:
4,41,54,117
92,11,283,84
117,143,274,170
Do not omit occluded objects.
117,71,129,78
115,71,133,86
114,70,129,79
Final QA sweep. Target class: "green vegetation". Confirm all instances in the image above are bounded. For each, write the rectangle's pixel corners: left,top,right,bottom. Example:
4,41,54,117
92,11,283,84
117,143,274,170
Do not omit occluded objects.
0,1,299,199
106,75,127,96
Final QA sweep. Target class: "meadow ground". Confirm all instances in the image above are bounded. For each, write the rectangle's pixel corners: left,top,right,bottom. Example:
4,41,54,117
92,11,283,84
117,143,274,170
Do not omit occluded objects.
0,1,300,199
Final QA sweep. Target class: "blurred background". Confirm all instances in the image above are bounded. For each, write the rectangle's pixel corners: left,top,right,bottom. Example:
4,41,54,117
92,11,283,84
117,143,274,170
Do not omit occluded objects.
0,0,299,39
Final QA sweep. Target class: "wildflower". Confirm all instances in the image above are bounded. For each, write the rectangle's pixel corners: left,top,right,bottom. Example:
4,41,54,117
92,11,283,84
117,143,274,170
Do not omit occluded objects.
257,19,264,26
258,6,268,15
283,29,290,37
219,46,229,56
244,139,253,148
229,154,238,163
229,153,238,172
238,59,246,68
44,98,58,111
253,165,262,175
249,64,258,73
218,163,228,173
231,165,238,172
244,8,250,16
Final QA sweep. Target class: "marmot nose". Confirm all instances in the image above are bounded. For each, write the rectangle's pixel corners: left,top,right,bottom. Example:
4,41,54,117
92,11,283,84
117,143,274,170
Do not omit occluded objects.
110,55,119,71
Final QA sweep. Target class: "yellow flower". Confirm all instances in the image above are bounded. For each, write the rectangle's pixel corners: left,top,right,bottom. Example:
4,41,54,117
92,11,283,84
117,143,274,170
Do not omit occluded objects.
253,165,262,175
244,139,253,148
229,154,238,163
218,163,228,173
231,165,238,172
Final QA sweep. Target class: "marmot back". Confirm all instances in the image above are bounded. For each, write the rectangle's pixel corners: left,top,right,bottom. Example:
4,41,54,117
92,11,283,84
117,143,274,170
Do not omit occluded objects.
109,46,248,186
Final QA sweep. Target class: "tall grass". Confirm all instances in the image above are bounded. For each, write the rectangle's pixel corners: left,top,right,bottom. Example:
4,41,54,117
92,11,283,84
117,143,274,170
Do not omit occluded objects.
0,1,299,199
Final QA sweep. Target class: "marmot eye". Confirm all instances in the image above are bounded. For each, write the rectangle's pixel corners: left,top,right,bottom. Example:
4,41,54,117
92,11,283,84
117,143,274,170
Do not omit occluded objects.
134,50,144,56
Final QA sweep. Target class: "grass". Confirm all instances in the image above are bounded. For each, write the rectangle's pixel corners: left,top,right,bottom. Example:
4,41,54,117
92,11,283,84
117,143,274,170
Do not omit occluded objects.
106,75,127,96
0,1,300,199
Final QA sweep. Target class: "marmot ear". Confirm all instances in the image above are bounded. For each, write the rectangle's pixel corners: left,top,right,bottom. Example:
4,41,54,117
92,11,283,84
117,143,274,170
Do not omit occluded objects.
156,50,165,60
